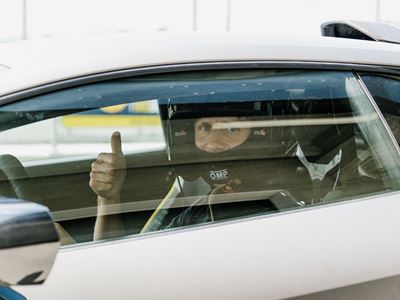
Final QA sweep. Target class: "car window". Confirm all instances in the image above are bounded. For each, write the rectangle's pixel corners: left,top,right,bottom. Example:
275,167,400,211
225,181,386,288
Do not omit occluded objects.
360,74,400,144
0,69,399,246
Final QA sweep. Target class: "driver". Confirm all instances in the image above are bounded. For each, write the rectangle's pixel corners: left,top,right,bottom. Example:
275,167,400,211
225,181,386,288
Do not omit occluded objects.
90,101,279,240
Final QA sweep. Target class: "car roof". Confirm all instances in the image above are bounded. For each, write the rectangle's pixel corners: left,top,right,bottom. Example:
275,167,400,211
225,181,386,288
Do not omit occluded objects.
1,32,400,97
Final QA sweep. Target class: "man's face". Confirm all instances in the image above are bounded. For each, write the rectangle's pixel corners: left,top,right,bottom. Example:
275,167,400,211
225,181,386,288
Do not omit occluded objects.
194,117,251,153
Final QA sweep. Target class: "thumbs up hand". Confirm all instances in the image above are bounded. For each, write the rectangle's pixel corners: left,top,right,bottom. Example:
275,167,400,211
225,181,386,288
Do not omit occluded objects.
89,131,127,202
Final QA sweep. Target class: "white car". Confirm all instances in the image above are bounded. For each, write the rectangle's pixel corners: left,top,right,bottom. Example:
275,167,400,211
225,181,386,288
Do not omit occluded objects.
1,21,400,300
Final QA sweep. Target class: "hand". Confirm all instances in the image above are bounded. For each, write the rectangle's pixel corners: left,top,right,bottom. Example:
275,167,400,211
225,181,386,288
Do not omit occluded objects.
89,131,127,202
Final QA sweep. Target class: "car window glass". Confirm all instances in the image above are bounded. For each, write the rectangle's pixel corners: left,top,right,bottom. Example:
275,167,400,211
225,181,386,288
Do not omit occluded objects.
0,69,399,246
360,74,400,144
0,100,164,162
0,99,166,244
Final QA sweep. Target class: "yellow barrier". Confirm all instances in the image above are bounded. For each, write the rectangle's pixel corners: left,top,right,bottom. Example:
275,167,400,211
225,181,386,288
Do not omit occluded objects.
62,115,161,127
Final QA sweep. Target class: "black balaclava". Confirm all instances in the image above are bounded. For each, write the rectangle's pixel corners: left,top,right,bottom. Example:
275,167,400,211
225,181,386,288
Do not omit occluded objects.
161,101,283,191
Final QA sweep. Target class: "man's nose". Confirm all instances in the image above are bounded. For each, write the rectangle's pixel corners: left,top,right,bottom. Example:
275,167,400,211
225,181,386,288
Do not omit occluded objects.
205,131,227,153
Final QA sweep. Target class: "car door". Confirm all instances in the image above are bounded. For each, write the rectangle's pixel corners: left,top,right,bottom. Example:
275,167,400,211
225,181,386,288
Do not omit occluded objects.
3,65,400,299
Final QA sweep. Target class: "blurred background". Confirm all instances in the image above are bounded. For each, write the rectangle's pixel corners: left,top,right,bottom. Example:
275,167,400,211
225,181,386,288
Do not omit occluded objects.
0,0,399,42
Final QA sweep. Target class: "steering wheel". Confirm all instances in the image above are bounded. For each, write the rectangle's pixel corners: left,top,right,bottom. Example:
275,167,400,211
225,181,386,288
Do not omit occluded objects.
0,154,40,202
0,154,75,244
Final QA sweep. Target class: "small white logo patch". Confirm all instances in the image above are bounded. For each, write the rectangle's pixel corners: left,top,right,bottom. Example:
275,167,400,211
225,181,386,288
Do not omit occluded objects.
254,129,266,136
174,130,187,137
209,169,229,181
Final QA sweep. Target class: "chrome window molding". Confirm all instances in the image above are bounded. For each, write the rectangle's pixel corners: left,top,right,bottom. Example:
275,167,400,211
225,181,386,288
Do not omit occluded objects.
1,61,400,105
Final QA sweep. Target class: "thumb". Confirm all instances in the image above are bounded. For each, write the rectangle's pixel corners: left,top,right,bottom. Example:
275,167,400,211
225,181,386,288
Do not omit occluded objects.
111,131,123,154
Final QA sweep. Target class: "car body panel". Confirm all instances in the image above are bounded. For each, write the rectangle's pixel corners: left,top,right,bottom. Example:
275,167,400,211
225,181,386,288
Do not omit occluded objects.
15,192,400,299
1,33,400,96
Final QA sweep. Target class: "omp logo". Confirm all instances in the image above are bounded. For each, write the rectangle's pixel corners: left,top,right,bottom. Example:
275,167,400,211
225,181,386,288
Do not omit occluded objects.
174,130,187,137
209,169,228,181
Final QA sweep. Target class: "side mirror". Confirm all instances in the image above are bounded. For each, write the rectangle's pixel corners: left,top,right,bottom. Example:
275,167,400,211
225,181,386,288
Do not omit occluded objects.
0,198,59,286
321,20,400,44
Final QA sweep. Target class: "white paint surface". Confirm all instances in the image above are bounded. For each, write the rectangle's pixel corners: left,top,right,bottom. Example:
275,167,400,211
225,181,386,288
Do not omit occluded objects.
14,192,400,299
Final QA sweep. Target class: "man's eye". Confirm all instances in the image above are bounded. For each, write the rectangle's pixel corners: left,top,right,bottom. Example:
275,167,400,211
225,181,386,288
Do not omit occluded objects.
226,128,238,133
200,124,211,132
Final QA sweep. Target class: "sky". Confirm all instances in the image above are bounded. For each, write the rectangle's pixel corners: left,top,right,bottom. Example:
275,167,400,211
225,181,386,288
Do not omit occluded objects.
1,0,400,42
